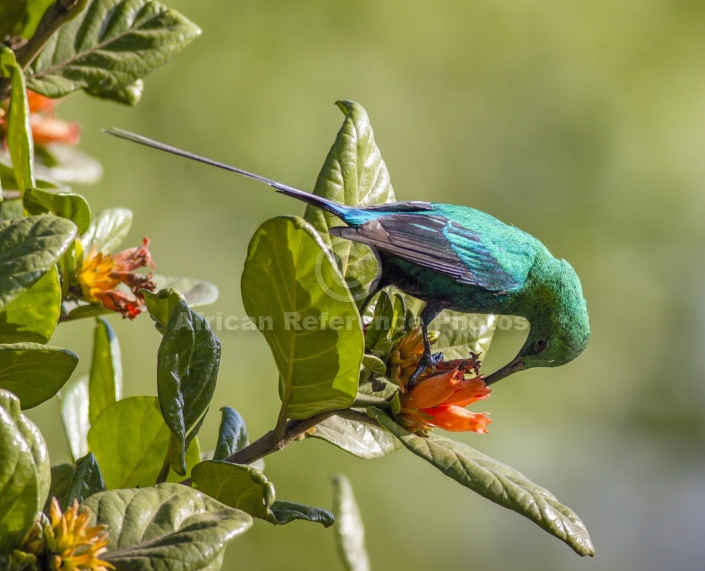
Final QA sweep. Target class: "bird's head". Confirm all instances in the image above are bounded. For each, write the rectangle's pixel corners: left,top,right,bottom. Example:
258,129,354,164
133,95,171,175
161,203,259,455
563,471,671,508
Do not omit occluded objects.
485,257,590,385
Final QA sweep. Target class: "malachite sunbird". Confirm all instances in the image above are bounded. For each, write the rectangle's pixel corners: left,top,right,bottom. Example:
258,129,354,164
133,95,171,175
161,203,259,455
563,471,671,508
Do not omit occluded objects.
106,129,590,386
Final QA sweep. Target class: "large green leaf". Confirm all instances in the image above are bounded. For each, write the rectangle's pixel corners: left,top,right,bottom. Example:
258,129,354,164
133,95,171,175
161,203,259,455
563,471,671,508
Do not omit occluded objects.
88,317,122,424
0,46,35,195
0,265,60,344
0,215,77,310
0,343,79,409
309,415,401,459
332,474,370,571
59,375,89,461
0,390,49,555
24,187,91,234
369,408,595,556
87,396,200,489
430,310,497,360
28,0,201,98
304,100,395,304
241,216,363,419
157,299,220,475
81,207,132,253
83,483,252,571
213,406,248,461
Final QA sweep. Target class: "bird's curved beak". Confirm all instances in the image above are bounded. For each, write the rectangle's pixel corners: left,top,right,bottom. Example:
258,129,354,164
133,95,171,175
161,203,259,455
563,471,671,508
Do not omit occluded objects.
484,355,526,386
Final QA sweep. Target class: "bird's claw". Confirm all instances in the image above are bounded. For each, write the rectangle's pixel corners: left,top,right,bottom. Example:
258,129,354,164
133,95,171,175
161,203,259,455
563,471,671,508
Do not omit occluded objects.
408,352,444,387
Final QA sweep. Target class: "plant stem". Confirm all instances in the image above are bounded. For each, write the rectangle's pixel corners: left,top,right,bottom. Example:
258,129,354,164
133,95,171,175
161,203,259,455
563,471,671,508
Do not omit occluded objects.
181,409,377,486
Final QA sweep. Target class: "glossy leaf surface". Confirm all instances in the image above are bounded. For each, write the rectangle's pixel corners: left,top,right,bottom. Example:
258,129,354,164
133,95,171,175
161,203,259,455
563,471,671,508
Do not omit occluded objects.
304,100,395,303
241,216,363,419
0,215,76,310
28,0,201,98
0,390,49,554
0,343,78,409
370,408,594,556
84,483,252,571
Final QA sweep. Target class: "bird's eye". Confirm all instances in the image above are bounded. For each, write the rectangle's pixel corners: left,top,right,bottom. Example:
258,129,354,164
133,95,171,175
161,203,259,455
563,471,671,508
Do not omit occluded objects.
535,340,549,353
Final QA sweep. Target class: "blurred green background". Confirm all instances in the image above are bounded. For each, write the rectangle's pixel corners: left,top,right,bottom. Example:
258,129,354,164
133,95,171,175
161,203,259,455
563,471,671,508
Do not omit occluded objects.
26,1,705,569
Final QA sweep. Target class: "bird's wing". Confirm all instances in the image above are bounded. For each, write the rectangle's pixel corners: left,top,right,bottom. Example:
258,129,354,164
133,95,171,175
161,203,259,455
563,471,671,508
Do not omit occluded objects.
330,213,534,292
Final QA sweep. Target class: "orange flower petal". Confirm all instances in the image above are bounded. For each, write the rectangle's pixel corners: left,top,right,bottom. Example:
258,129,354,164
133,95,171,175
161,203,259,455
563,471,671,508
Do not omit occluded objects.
402,368,461,410
29,114,80,145
113,237,155,271
423,405,491,433
446,377,491,407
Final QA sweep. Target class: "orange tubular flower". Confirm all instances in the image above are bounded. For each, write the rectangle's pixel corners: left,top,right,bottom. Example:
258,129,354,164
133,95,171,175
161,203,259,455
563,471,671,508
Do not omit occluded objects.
388,328,492,433
1,90,81,146
27,90,81,145
78,237,156,319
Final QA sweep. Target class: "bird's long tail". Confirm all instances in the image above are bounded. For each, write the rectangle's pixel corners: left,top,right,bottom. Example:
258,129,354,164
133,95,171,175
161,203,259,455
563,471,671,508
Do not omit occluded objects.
103,128,349,219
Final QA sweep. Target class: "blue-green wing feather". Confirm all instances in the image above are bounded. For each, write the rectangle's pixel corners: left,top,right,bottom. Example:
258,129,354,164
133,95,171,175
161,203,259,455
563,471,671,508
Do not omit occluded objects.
333,203,537,293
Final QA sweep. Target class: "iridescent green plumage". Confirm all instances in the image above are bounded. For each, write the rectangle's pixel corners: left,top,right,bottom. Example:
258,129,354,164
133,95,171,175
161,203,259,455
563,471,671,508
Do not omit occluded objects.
105,129,590,385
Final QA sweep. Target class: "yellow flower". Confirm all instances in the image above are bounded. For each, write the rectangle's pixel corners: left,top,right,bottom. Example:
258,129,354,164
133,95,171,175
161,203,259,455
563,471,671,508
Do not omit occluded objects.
77,237,156,319
21,498,114,571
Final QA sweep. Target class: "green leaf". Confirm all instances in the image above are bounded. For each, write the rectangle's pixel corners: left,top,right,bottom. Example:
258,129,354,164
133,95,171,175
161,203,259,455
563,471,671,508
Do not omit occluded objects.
157,300,220,475
24,187,91,234
28,0,201,98
304,100,395,304
0,1,26,38
191,461,275,520
1,47,35,194
361,354,386,376
213,406,248,461
47,453,106,511
87,396,201,489
332,474,370,571
87,78,144,106
0,389,49,555
364,290,393,353
44,463,75,513
59,375,89,461
0,343,79,409
268,500,334,527
430,310,496,360
309,415,401,459
22,0,55,39
0,215,77,310
241,216,363,419
1,198,23,220
81,207,132,252
83,483,252,571
153,275,219,308
88,317,122,424
143,287,184,332
0,265,60,344
369,408,595,557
